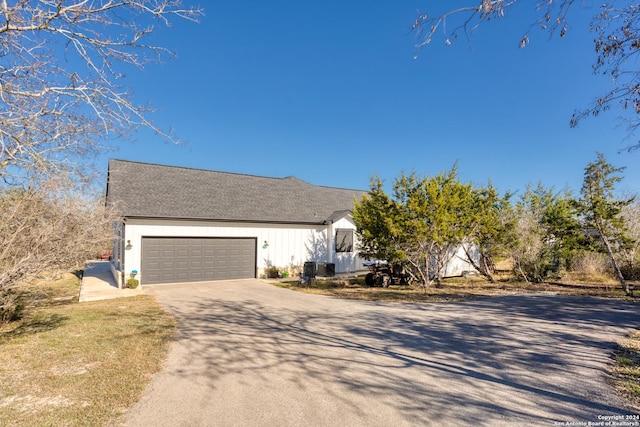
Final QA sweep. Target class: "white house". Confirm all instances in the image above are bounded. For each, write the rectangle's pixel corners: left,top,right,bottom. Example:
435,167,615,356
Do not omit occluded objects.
105,159,368,286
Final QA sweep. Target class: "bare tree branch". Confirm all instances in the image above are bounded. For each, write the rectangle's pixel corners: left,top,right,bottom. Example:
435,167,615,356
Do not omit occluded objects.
0,1,203,184
0,177,120,321
413,1,640,151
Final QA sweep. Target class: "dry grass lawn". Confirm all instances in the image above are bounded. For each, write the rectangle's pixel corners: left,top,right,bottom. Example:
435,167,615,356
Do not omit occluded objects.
612,331,640,412
0,273,176,427
274,274,634,302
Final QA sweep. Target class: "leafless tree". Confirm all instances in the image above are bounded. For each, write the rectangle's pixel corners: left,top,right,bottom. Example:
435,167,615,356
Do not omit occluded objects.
0,178,119,321
620,197,640,278
0,2,201,320
0,1,203,185
511,202,547,283
412,1,640,151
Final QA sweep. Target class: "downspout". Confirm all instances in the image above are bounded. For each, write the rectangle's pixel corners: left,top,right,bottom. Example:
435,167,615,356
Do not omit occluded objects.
120,220,126,289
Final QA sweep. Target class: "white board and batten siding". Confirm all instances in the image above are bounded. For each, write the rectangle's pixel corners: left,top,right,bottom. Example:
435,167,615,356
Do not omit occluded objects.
329,216,365,274
116,217,365,284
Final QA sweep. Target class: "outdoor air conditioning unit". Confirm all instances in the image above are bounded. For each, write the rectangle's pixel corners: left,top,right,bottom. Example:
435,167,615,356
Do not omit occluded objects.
316,263,335,277
303,262,317,278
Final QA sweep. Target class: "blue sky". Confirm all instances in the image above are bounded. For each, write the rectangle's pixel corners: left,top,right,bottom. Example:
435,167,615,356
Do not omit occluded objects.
98,1,639,197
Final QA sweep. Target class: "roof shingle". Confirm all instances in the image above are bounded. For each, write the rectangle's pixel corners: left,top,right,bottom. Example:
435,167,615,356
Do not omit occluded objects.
106,159,366,224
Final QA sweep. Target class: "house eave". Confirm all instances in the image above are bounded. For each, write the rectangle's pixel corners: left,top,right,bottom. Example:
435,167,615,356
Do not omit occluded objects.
121,215,330,227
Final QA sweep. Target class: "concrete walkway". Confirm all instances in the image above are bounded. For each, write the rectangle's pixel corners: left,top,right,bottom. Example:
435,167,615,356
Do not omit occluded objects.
79,261,143,302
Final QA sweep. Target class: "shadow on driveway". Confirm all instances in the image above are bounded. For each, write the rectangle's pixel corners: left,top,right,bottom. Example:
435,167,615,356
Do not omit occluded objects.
122,281,640,427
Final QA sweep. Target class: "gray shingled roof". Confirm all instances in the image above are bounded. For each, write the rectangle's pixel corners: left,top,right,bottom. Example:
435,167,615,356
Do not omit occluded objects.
106,159,366,224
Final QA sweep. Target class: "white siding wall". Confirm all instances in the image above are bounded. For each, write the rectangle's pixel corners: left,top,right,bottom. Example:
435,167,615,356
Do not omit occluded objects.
441,244,478,278
330,217,367,273
120,219,361,279
110,218,477,284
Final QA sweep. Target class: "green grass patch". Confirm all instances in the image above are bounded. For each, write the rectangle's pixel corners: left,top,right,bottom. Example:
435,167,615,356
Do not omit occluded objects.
0,273,176,427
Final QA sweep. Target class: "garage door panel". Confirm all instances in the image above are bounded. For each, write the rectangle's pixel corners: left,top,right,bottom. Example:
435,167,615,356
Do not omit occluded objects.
174,272,188,281
141,237,256,285
146,273,160,282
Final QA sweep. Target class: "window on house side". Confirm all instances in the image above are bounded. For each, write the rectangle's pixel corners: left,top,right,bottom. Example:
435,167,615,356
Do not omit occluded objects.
335,229,353,253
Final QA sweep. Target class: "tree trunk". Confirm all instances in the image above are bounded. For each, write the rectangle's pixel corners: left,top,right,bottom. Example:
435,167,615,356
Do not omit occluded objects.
599,228,632,296
462,246,496,283
434,273,443,288
515,256,530,283
410,258,430,293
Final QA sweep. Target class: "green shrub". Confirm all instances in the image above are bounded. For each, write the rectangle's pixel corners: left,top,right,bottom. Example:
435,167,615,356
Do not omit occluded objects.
126,279,139,289
267,266,279,278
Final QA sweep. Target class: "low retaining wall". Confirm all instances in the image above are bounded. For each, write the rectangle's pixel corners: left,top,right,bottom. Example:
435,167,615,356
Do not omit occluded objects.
109,262,123,289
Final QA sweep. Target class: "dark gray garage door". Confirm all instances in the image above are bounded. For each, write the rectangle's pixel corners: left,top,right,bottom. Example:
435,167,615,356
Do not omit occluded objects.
141,237,256,285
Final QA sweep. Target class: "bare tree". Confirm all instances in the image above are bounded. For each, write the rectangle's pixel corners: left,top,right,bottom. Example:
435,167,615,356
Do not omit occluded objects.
0,1,203,184
0,2,202,320
620,196,640,279
412,1,640,150
511,194,548,283
0,178,119,321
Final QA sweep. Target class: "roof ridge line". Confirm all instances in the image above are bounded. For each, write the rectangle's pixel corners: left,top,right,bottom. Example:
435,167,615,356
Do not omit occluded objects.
110,158,297,183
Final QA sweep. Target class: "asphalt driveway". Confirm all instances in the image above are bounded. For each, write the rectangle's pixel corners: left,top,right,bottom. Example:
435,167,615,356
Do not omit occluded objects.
120,280,640,427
